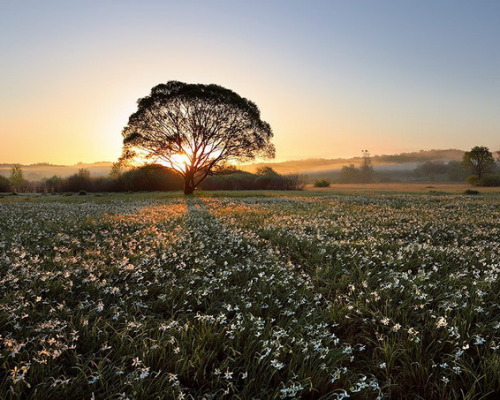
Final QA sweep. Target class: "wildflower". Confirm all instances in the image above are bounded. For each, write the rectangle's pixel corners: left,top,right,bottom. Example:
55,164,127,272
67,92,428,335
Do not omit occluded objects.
167,373,178,382
223,369,233,379
474,336,486,345
270,359,285,370
131,357,141,367
436,317,447,328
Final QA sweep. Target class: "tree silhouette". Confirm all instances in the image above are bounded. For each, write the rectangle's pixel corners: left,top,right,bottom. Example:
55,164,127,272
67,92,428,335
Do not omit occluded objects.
462,146,495,179
121,81,275,194
360,150,375,182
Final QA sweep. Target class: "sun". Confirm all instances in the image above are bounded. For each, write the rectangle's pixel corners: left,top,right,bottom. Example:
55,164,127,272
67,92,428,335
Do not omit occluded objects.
127,148,192,172
168,152,191,172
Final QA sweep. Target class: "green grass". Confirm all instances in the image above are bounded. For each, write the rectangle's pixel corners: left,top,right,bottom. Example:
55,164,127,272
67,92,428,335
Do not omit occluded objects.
1,192,499,399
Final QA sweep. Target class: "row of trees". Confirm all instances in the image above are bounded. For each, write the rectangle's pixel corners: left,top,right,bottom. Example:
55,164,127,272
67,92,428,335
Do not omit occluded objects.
413,161,469,181
413,146,500,185
318,146,500,186
0,165,305,193
337,150,376,183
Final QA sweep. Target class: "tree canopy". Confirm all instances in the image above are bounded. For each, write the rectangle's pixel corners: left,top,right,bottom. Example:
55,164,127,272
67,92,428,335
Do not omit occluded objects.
462,146,495,179
9,164,25,192
121,81,275,194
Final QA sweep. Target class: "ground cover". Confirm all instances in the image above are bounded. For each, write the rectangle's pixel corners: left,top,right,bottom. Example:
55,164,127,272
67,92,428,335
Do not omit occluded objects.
0,192,499,399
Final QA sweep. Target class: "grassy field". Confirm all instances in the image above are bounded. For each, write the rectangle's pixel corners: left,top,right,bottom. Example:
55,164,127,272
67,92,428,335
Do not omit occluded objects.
304,182,500,194
1,191,499,399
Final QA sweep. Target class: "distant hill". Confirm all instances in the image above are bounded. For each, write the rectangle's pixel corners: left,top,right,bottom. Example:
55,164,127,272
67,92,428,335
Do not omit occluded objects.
0,162,114,179
0,149,466,180
239,149,465,174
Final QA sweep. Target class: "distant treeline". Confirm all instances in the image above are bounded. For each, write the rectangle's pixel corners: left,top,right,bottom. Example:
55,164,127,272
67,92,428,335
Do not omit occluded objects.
412,160,469,181
0,165,305,193
311,147,500,186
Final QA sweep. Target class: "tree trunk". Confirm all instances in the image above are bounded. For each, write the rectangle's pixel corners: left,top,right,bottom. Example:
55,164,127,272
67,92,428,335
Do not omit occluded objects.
184,175,195,195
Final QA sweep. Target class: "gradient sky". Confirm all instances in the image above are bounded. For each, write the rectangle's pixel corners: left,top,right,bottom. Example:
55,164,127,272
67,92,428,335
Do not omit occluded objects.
1,0,499,165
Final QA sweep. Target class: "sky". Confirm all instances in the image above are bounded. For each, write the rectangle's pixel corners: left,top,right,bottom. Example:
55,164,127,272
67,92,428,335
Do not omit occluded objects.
1,0,499,165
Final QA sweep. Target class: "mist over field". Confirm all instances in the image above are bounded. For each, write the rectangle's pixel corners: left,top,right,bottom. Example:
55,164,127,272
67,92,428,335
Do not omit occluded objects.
0,149,465,181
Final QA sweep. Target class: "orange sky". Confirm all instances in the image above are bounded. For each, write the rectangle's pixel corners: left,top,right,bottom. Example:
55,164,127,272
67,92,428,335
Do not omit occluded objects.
1,1,499,165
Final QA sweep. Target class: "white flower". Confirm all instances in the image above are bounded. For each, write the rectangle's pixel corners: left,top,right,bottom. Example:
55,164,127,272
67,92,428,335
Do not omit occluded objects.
270,359,285,370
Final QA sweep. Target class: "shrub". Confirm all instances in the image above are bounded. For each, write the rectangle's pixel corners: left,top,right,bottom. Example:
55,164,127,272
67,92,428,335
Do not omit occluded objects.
118,164,183,191
466,174,500,187
314,179,330,188
466,175,480,186
464,189,480,195
477,174,500,187
201,171,306,191
0,175,11,192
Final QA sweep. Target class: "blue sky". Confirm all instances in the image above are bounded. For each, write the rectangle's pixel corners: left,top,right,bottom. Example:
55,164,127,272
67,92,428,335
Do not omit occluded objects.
1,0,499,164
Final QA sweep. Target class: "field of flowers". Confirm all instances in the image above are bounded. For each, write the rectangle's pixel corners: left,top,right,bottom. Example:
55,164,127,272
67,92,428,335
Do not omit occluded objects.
0,192,499,399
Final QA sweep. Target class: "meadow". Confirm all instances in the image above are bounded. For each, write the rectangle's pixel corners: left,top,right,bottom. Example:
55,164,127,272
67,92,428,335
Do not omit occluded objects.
0,191,499,399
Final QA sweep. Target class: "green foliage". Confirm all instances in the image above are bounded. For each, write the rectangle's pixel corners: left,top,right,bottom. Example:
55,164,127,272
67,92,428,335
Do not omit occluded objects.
9,164,25,192
462,146,495,179
466,173,500,187
476,174,500,187
446,160,468,181
414,161,447,178
201,170,305,190
0,175,11,192
0,193,499,399
339,151,375,183
339,164,360,183
463,189,479,195
313,179,330,187
466,175,480,186
43,175,63,193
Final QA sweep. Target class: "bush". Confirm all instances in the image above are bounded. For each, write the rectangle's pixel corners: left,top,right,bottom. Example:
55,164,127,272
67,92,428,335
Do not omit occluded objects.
464,189,480,195
0,175,11,192
201,171,306,191
466,174,500,187
477,174,500,187
117,164,183,192
466,175,480,186
314,179,330,188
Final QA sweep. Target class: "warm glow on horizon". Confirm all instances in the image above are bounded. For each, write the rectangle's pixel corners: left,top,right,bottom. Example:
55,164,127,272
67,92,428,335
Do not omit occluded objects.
129,147,237,173
1,1,499,165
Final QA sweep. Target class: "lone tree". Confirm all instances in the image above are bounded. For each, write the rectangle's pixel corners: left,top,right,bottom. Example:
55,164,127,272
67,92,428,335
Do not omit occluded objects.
121,81,275,194
360,150,375,182
10,164,25,193
462,146,495,179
